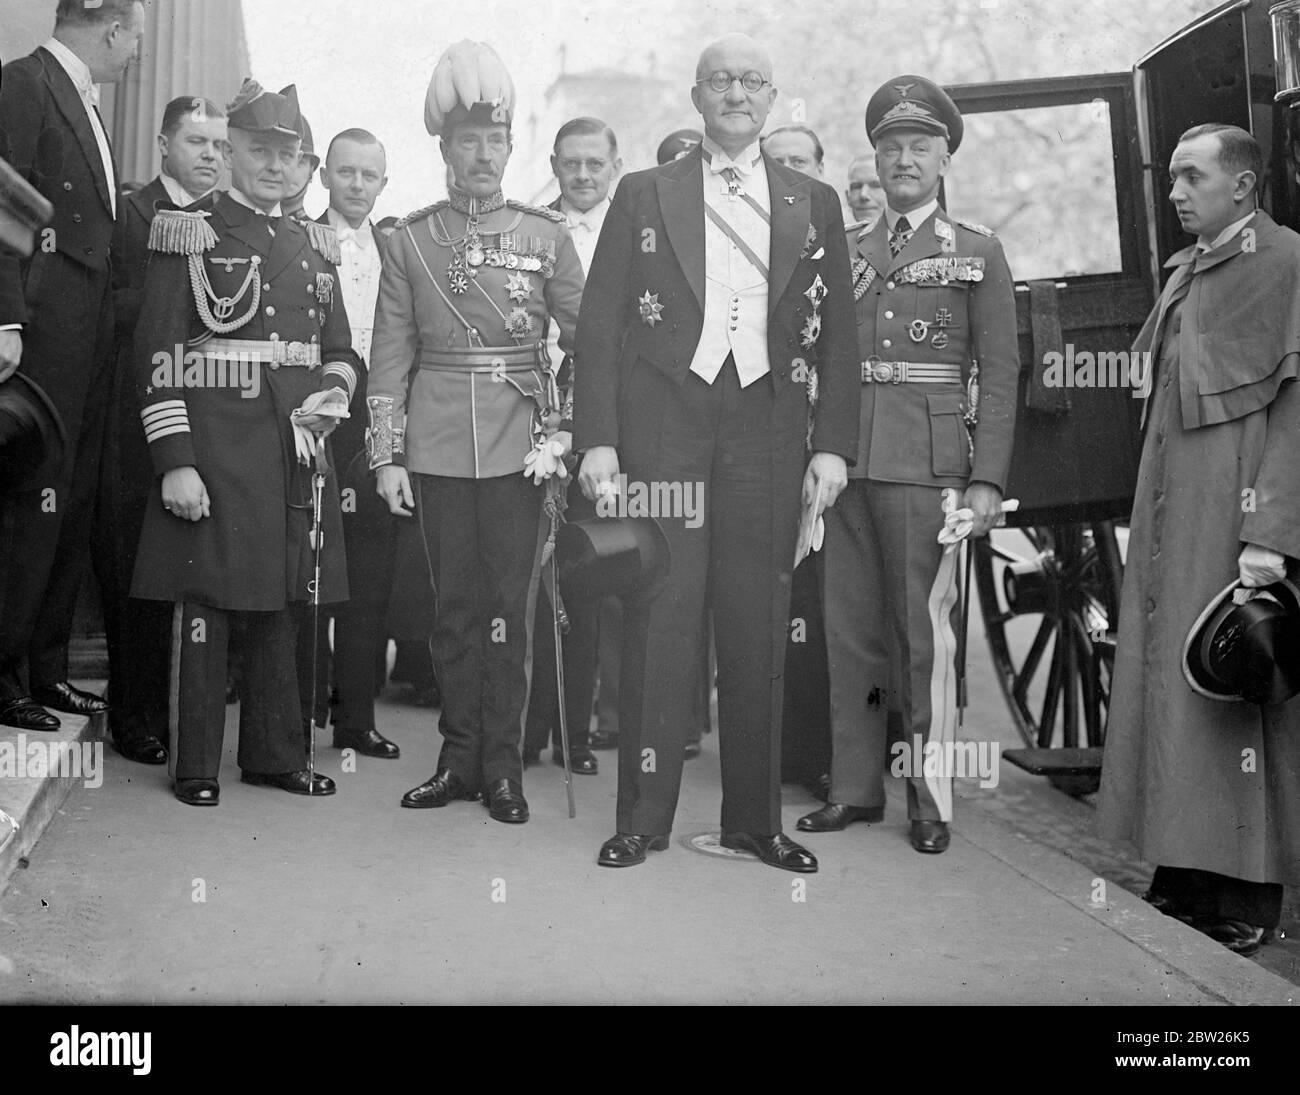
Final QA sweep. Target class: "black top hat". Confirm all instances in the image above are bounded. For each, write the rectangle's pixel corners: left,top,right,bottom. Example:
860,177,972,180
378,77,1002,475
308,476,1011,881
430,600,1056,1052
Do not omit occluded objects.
865,75,963,153
0,371,67,492
556,516,670,603
1182,578,1300,705
657,129,703,165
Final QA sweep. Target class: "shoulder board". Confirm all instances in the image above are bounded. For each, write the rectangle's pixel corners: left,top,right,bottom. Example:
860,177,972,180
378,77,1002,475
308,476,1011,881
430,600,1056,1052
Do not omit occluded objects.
956,218,995,237
147,207,218,255
300,219,342,265
845,218,873,234
506,199,566,224
395,201,449,229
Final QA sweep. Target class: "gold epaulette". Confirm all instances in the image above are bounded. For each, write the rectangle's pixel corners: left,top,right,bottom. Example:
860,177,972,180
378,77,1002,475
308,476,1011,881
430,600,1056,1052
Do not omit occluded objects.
396,201,449,229
507,199,566,224
148,207,217,255
956,218,995,237
301,218,342,265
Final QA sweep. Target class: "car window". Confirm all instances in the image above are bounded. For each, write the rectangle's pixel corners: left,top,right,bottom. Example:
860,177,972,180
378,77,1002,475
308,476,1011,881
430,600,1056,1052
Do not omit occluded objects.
944,99,1123,282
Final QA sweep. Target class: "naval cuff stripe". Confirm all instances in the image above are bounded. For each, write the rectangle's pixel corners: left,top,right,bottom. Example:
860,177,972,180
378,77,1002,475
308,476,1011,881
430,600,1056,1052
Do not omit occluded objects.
322,360,358,396
144,422,191,443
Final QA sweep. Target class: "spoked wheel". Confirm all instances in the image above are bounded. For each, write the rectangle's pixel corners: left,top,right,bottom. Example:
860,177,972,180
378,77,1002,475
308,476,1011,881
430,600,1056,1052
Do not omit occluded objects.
974,521,1123,796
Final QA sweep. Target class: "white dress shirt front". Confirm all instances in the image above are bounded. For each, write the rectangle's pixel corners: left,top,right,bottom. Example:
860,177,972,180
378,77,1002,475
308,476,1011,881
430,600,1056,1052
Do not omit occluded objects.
328,207,382,364
688,137,771,387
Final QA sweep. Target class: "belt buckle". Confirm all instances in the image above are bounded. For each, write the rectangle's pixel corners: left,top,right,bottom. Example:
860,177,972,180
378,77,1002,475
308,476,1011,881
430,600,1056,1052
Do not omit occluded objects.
286,341,311,368
864,355,891,384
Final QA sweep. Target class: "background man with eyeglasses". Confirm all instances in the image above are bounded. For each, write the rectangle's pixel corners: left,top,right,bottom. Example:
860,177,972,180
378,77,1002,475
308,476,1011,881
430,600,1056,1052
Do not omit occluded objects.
575,33,860,872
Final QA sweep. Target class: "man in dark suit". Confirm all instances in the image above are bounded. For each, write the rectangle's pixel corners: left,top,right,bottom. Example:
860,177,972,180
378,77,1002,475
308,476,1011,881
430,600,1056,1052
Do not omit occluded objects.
93,95,226,766
306,127,402,760
0,0,146,732
574,33,860,872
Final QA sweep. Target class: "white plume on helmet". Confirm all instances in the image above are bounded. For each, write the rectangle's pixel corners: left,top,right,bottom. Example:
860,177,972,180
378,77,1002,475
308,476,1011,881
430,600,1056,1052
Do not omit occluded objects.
425,40,517,136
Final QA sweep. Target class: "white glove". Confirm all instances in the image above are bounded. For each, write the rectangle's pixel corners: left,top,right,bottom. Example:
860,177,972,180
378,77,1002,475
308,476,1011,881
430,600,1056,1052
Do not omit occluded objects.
811,514,824,552
291,386,350,433
293,422,320,466
937,489,1020,552
522,431,571,485
1238,543,1287,588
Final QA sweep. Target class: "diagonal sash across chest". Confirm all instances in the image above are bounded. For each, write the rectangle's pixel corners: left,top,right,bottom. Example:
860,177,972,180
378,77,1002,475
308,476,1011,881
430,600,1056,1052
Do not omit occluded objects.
704,203,770,281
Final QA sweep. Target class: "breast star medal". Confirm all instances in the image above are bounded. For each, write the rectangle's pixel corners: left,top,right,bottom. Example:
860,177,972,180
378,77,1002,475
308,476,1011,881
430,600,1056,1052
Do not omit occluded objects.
506,306,535,339
639,290,664,327
505,271,531,304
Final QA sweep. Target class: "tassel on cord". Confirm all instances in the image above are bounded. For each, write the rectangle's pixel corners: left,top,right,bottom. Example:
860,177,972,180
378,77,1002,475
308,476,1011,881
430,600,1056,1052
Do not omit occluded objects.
148,208,218,255
303,219,341,265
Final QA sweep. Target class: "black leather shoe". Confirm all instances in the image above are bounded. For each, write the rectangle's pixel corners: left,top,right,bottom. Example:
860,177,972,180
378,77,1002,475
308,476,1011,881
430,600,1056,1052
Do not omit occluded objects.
0,697,61,731
113,734,168,765
597,832,669,867
554,748,598,775
909,819,951,854
1142,890,1198,924
1193,917,1270,956
485,778,529,823
588,728,619,750
721,831,818,873
332,726,400,759
241,769,336,796
683,741,701,759
796,802,884,832
175,778,219,806
401,768,476,808
31,682,108,716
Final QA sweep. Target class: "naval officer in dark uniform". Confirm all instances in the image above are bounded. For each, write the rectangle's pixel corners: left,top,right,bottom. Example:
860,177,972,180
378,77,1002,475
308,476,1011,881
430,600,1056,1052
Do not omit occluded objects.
132,81,361,806
800,77,1018,853
369,41,584,824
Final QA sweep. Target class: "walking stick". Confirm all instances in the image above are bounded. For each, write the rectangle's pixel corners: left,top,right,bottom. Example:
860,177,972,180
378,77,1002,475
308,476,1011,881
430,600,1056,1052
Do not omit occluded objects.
306,441,328,793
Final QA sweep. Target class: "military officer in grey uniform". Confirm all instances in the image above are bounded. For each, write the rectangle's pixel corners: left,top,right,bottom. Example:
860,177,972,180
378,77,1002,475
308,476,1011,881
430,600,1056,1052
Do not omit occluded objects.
799,77,1019,853
132,82,361,806
369,41,584,824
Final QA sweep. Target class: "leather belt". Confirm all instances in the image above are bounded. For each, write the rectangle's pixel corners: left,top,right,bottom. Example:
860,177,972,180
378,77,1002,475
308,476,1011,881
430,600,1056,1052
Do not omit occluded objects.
419,345,543,374
200,337,320,369
861,357,962,384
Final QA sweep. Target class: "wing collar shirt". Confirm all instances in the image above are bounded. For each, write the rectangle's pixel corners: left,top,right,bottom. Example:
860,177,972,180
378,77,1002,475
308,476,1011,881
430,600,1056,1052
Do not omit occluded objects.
688,136,771,387
43,37,116,216
328,206,382,364
559,196,609,276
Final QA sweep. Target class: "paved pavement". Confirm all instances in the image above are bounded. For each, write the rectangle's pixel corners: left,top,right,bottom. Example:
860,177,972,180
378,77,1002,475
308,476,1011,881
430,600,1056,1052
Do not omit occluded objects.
0,677,1294,1005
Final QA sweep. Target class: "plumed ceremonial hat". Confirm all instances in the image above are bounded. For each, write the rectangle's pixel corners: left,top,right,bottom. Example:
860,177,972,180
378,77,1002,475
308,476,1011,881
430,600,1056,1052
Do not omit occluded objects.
556,516,671,604
0,372,67,492
656,128,703,165
1182,578,1300,705
226,79,302,139
865,75,963,153
425,40,516,137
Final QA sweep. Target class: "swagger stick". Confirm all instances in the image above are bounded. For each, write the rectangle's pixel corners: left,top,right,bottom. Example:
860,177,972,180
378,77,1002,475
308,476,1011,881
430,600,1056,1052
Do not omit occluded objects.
956,536,973,730
549,541,576,818
306,442,328,793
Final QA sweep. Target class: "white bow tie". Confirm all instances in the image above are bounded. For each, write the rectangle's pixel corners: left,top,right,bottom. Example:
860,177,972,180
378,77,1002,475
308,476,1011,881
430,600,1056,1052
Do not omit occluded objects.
706,153,756,179
567,214,595,232
338,225,370,249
